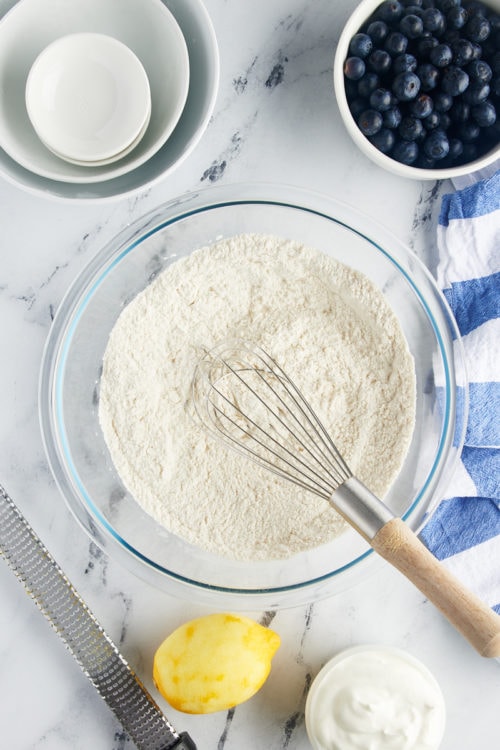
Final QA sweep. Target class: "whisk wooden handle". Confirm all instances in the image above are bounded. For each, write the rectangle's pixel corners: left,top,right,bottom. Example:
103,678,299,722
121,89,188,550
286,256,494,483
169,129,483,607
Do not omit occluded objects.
372,518,500,658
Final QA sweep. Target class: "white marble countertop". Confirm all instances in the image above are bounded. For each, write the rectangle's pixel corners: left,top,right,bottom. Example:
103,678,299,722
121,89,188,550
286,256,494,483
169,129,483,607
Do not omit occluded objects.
1,1,499,748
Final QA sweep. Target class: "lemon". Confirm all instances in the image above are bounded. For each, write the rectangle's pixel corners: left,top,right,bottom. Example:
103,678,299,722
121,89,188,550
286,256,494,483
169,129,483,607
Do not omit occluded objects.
153,613,280,714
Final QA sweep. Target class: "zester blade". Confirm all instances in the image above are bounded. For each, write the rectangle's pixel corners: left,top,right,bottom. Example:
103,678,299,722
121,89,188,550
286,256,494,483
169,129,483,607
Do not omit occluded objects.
0,483,196,750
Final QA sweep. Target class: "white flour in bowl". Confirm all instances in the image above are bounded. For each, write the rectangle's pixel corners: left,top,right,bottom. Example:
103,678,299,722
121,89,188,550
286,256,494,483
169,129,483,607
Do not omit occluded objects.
99,233,416,561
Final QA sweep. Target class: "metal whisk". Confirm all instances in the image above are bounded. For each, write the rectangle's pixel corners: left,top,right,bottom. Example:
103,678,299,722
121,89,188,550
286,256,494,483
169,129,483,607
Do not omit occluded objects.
192,339,392,540
192,340,500,659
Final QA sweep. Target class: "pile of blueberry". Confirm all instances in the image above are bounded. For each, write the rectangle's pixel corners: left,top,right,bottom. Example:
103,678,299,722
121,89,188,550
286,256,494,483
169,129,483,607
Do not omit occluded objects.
343,0,500,169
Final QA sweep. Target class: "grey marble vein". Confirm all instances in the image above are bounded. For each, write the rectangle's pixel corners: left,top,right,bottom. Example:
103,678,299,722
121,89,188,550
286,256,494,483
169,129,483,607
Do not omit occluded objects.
277,605,314,748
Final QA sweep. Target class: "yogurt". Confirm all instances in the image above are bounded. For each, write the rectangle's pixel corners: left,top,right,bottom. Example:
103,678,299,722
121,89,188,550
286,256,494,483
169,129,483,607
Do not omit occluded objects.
305,645,446,750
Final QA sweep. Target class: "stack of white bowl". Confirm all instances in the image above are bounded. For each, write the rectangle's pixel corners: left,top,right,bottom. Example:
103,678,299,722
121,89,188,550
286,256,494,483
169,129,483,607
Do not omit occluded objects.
0,0,219,199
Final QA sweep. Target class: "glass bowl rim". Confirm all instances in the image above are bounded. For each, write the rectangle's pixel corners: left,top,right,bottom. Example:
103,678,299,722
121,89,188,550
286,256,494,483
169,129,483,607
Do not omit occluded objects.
39,182,468,601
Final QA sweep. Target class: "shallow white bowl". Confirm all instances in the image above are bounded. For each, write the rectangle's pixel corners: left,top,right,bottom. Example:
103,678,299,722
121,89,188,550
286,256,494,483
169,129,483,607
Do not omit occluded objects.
45,107,152,168
26,33,151,164
0,0,217,199
333,0,500,180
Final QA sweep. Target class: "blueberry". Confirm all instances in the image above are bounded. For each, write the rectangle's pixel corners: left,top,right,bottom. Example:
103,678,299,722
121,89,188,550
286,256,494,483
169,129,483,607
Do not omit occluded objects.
446,7,467,29
345,78,360,99
489,13,500,34
385,31,409,55
368,49,392,74
483,120,500,144
452,38,475,66
490,75,500,97
439,112,452,130
461,142,479,162
349,97,368,119
399,115,425,139
358,109,384,135
423,129,450,159
370,87,394,111
482,37,497,59
449,100,471,122
404,4,425,17
463,81,490,104
416,153,437,168
377,1,405,23
442,28,461,46
465,16,491,43
458,120,481,141
466,59,493,83
392,139,419,163
344,56,366,80
422,8,446,34
470,42,483,61
369,127,396,152
400,14,425,38
491,51,500,76
417,36,440,59
357,72,380,97
349,33,374,58
429,43,453,67
489,14,500,40
448,137,464,159
366,20,389,45
417,62,440,90
410,93,434,117
423,110,442,129
433,90,453,111
471,100,497,126
393,53,418,73
436,0,460,11
383,106,403,128
441,65,470,95
463,1,489,16
392,71,421,100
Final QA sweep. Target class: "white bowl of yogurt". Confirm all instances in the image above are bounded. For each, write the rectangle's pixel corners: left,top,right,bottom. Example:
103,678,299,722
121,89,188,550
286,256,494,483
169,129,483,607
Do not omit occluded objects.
305,644,446,750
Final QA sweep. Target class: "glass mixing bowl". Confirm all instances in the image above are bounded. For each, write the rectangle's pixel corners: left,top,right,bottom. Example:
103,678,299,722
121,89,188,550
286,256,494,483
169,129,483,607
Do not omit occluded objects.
39,184,467,608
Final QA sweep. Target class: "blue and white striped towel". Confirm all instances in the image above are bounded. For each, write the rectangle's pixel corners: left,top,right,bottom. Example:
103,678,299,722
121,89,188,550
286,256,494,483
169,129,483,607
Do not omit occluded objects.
420,169,500,615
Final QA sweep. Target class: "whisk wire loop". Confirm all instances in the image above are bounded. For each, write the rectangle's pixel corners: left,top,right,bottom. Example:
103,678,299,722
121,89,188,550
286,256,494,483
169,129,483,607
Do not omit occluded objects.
192,341,352,499
209,372,336,499
250,349,352,484
211,398,333,498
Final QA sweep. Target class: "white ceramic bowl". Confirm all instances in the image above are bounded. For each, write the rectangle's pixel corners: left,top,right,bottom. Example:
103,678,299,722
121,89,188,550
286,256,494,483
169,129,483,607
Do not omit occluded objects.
42,109,152,168
26,33,151,165
305,645,446,750
0,0,188,183
333,0,500,180
39,184,468,609
0,0,218,199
